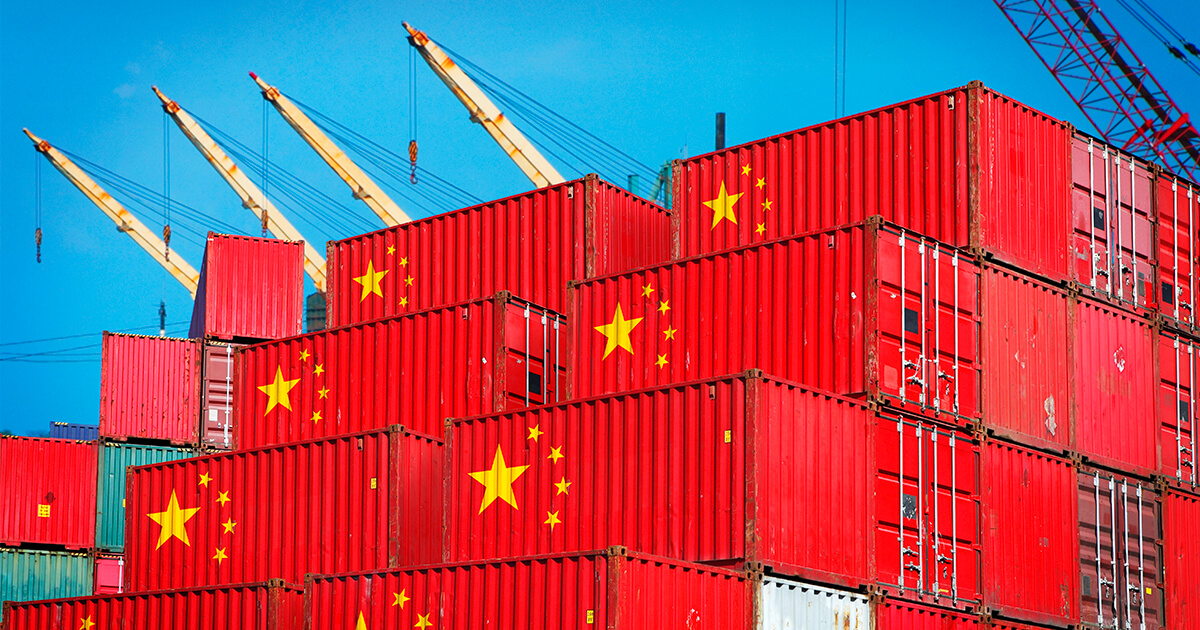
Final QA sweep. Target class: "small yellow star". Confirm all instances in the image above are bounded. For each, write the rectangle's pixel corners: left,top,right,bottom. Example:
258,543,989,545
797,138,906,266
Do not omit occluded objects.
222,518,237,534
702,182,743,228
318,387,330,400
213,547,228,565
527,424,543,441
405,275,414,286
299,349,310,362
641,284,654,297
657,300,670,315
399,256,409,267
663,326,677,340
547,446,564,463
555,477,571,495
355,613,367,630
655,354,668,368
415,613,433,628
755,223,766,235
545,510,562,531
399,297,409,308
79,616,95,630
311,410,322,424
741,164,751,176
215,491,230,506
755,177,765,189
393,589,410,608
387,245,396,255
314,363,325,376
762,198,773,211
352,260,388,301
198,472,212,487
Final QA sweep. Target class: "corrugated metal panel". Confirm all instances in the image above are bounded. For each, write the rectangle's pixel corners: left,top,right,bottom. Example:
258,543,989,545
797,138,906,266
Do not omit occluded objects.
1156,174,1198,331
981,440,1078,626
189,233,304,342
1070,133,1157,312
446,373,875,587
96,443,196,552
234,294,565,450
201,342,239,450
0,437,97,549
673,83,1071,281
99,333,202,445
875,599,981,630
0,549,92,622
123,426,442,590
568,220,980,424
92,554,123,595
2,580,303,629
1159,331,1198,491
754,577,870,630
1071,296,1158,475
326,176,669,328
305,549,750,629
979,265,1072,452
47,423,98,441
1077,467,1164,630
1164,490,1200,630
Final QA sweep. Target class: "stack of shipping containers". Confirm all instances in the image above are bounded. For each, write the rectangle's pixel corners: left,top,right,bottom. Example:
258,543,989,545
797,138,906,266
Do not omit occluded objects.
3,83,1200,629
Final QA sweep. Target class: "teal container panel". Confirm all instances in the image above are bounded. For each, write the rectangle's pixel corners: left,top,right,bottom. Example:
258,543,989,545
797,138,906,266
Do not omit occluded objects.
0,549,92,621
96,443,196,552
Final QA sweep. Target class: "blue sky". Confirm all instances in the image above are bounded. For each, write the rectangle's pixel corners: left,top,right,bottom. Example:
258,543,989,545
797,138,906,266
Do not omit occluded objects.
2,0,1198,436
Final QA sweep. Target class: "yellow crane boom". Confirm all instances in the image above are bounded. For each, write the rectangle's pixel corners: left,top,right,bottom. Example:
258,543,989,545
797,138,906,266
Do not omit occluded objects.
250,72,411,226
152,86,328,293
403,22,565,188
24,128,200,298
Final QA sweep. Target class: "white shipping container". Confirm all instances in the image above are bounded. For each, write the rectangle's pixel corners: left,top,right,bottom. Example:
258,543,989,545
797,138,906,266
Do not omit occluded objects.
756,577,872,630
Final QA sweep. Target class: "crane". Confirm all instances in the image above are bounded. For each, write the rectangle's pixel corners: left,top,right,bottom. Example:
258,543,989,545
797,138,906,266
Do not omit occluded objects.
24,129,200,297
250,72,411,227
152,86,328,293
995,0,1200,180
403,22,566,188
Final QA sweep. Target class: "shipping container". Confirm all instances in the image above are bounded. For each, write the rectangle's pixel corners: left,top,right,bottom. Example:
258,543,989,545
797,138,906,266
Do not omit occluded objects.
1070,132,1157,311
672,81,1071,281
201,342,239,450
99,333,202,445
875,599,980,630
568,219,980,423
0,549,91,622
235,293,564,450
305,549,750,630
1156,173,1198,331
1071,296,1158,475
326,175,670,327
980,440,1078,626
47,423,97,441
189,232,304,342
0,436,96,549
1164,490,1200,629
96,442,196,552
1159,331,1198,491
1076,467,1164,630
123,426,442,591
92,554,123,595
2,580,303,629
979,265,1072,452
754,578,870,630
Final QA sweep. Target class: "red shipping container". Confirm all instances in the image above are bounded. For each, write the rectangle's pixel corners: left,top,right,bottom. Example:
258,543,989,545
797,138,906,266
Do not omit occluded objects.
979,265,1072,452
326,175,670,327
201,341,239,450
0,436,96,549
234,293,563,450
189,233,304,342
123,426,441,591
1076,467,1164,630
1164,490,1200,629
672,81,1071,281
1071,296,1158,475
1156,173,1198,331
92,555,123,595
875,599,981,630
99,333,202,445
1158,332,1198,490
1070,132,1157,312
2,580,302,629
981,440,1078,626
568,219,980,423
305,549,750,630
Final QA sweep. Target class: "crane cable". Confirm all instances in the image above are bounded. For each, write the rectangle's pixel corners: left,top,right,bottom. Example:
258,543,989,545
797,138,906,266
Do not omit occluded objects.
1110,0,1200,78
162,111,173,261
34,152,42,263
261,99,271,237
409,45,418,184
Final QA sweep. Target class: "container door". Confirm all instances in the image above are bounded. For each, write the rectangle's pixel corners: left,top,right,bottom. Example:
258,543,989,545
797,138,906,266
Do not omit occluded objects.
1156,177,1197,326
876,414,981,608
1159,335,1198,489
503,301,565,408
202,343,235,449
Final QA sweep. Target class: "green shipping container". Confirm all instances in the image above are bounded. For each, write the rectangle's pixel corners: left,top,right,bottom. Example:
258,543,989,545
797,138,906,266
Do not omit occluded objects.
96,443,196,552
0,549,92,621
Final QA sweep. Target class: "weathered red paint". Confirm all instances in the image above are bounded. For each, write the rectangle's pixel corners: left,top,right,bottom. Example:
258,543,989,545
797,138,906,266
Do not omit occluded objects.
0,436,96,549
99,333,202,445
123,426,442,591
326,175,670,327
2,580,302,629
305,550,750,630
1164,490,1200,629
568,220,980,423
673,82,1072,281
981,440,1079,626
189,233,304,342
1156,173,1198,331
874,599,981,630
1158,332,1198,491
92,555,123,595
233,294,564,450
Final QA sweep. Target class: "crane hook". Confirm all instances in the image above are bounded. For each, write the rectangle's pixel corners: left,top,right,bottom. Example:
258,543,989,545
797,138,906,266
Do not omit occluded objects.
35,227,42,263
409,140,418,184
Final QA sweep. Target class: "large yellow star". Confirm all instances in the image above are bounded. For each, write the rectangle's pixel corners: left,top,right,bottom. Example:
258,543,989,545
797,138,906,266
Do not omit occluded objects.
257,367,300,415
593,304,643,359
702,182,743,228
467,446,530,514
353,260,388,301
147,490,201,549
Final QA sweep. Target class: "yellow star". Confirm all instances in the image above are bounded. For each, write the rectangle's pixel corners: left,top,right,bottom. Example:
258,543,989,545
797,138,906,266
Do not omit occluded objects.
299,349,310,362
702,182,743,228
311,410,322,424
657,300,670,315
213,547,228,565
318,387,330,400
741,164,751,176
393,589,410,608
593,304,643,359
527,424,542,441
555,477,571,495
467,446,530,514
755,223,766,235
545,510,562,531
762,198,773,211
663,326,677,340
79,616,95,630
399,256,409,267
353,260,388,301
147,490,201,549
655,354,668,368
399,297,409,308
547,446,564,463
222,518,237,534
257,367,300,415
387,245,396,255
215,491,230,506
641,284,654,297
198,472,212,487
415,613,433,628
355,613,367,630
405,275,414,286
314,363,325,376
755,177,765,189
